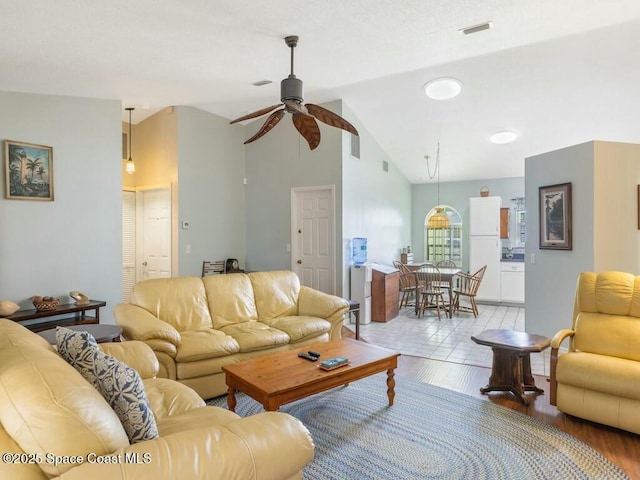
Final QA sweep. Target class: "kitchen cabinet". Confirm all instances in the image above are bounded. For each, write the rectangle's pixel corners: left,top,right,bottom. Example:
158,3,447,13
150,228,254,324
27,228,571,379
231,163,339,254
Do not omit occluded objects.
371,265,399,322
500,208,509,239
501,262,525,303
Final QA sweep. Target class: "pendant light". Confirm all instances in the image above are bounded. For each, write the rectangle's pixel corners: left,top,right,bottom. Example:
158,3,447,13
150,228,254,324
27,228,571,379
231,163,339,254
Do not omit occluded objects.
125,107,135,174
427,142,450,229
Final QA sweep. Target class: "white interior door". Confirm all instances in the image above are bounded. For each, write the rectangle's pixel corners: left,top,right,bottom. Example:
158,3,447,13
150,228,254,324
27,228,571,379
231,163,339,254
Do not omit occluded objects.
292,186,335,294
137,187,172,281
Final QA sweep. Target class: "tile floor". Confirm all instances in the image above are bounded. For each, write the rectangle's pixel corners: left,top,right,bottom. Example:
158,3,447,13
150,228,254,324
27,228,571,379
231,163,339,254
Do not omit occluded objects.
344,302,552,377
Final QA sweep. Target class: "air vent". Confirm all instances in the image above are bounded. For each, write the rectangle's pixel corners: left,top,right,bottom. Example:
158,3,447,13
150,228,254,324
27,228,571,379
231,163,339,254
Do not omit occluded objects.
350,134,360,159
382,160,389,172
252,79,272,86
460,21,493,35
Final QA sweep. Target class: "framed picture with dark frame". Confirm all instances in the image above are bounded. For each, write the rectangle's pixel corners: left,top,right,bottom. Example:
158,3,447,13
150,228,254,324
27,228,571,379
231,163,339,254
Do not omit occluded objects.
4,140,54,201
539,182,572,250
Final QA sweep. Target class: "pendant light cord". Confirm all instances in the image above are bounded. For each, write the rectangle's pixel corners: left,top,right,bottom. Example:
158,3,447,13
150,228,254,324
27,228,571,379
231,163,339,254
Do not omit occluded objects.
425,142,442,204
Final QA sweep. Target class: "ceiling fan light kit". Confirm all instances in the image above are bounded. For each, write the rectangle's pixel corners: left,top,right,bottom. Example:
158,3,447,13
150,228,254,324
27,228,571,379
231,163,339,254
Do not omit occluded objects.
424,77,463,100
230,35,358,150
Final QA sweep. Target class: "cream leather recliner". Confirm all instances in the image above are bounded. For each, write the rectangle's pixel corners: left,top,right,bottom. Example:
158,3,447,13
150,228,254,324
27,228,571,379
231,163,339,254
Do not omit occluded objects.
0,319,314,480
115,270,349,399
550,271,640,434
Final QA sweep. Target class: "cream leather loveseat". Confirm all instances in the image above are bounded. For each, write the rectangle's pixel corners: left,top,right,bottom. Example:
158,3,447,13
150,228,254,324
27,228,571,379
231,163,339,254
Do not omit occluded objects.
550,271,640,434
115,270,349,399
0,319,314,480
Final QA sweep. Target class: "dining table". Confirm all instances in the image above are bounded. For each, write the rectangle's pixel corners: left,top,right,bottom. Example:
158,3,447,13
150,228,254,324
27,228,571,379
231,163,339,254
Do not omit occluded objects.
404,263,462,318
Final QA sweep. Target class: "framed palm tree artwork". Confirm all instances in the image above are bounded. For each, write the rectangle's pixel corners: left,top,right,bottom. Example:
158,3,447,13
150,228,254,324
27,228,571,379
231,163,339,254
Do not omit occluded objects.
4,140,54,201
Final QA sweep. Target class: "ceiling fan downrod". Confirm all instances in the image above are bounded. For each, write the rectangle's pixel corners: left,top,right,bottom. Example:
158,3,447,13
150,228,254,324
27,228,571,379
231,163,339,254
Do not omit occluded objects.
281,35,303,103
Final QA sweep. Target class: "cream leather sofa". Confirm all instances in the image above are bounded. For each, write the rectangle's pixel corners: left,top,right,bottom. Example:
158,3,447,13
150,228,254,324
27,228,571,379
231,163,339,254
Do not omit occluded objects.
115,270,349,399
550,271,640,434
0,319,314,480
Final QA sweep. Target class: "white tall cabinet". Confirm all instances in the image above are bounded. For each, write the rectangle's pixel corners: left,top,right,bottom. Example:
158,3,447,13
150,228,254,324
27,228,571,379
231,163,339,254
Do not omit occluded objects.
469,197,502,302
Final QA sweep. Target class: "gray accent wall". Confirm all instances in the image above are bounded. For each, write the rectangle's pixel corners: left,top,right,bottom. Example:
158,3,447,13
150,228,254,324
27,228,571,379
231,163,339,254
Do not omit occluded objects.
243,101,343,280
525,140,640,338
242,100,412,298
525,142,594,338
0,92,122,323
176,107,246,276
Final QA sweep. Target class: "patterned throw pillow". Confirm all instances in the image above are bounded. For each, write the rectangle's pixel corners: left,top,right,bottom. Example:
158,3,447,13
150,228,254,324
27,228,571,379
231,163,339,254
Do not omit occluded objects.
56,327,159,444
56,327,100,388
92,349,159,444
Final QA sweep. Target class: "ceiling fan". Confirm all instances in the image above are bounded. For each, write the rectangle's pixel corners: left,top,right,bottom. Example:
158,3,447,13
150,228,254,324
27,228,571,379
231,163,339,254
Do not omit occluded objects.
230,35,359,150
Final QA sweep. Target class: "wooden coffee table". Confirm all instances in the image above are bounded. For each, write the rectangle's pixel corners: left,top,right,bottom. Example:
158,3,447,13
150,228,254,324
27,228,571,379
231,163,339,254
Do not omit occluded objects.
221,338,400,412
471,328,551,406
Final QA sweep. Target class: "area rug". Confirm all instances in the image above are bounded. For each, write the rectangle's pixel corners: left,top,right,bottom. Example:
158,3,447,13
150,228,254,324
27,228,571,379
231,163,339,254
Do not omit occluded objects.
207,373,629,480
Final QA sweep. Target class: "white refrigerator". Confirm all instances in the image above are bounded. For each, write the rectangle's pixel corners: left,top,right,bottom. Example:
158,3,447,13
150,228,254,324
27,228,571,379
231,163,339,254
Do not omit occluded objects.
350,264,372,324
469,197,502,302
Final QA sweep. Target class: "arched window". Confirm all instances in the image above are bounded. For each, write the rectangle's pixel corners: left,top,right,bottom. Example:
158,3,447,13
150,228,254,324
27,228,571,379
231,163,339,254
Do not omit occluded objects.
424,205,462,266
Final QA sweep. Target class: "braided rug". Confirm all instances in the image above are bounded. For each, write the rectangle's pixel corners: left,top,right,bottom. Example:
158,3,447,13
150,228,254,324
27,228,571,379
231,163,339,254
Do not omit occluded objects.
207,373,629,480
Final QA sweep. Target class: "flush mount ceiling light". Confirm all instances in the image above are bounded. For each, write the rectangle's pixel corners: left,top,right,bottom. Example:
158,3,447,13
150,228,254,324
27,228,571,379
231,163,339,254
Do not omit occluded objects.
489,131,517,144
424,77,463,100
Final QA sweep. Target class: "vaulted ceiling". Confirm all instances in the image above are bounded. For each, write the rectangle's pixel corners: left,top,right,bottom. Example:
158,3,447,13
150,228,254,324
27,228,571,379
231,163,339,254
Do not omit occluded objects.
2,1,640,182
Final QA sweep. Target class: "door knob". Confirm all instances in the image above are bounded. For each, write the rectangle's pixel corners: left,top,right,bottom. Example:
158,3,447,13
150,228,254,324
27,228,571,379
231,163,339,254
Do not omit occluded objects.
142,261,148,266
297,260,302,264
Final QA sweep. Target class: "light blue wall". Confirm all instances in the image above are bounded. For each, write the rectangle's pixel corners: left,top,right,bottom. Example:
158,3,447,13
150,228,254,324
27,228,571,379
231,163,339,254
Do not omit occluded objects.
341,103,412,294
412,177,524,272
0,92,122,323
176,107,246,276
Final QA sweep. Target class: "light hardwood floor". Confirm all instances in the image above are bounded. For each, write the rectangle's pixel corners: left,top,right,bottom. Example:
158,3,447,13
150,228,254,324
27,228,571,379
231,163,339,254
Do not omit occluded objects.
342,326,640,479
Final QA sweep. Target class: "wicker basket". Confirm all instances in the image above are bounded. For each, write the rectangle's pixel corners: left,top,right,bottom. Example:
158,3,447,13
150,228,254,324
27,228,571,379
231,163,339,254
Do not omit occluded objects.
480,186,490,197
32,298,60,311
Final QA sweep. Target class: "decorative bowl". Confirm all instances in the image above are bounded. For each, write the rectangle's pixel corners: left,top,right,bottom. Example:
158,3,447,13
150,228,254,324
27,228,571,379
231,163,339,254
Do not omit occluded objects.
31,296,60,312
0,300,20,316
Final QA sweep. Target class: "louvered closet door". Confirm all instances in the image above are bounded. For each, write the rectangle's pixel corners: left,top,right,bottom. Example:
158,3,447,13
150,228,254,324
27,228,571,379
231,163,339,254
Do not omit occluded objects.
122,190,136,302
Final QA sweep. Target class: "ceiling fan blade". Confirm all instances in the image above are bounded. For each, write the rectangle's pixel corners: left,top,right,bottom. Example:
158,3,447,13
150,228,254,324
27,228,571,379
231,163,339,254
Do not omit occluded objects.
292,113,321,150
305,103,359,136
229,104,283,124
243,109,286,144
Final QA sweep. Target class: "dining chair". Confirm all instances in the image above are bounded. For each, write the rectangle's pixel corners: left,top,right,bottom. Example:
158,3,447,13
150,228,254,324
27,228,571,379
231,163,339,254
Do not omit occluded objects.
451,265,487,317
434,259,457,290
435,259,457,269
394,260,416,308
415,265,447,321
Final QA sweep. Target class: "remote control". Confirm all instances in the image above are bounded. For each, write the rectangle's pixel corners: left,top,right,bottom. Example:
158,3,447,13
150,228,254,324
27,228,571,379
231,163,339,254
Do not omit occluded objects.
298,352,318,362
308,351,321,358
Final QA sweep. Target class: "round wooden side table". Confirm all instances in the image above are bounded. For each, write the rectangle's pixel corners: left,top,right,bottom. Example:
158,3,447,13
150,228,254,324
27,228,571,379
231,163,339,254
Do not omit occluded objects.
38,324,122,344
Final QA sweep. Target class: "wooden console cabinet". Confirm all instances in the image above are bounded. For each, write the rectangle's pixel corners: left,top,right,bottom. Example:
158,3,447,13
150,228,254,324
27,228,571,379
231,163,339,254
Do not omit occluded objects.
371,265,399,322
5,300,106,332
